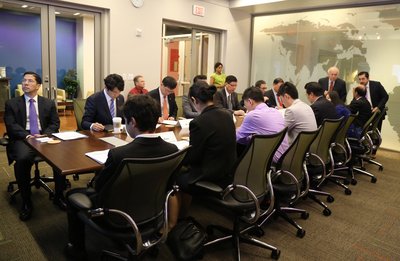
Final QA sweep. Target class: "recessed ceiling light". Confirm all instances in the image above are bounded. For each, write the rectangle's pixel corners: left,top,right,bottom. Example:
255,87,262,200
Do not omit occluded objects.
73,12,80,16
55,11,60,15
21,5,28,8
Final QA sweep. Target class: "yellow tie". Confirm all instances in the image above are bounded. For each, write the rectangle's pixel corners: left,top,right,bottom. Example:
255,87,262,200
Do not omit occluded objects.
163,96,169,120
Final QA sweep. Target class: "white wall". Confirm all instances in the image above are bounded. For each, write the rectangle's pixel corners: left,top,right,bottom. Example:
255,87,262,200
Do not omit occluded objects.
59,0,252,94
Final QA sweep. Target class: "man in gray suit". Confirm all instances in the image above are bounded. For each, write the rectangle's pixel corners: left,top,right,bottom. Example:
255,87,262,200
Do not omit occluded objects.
277,82,318,145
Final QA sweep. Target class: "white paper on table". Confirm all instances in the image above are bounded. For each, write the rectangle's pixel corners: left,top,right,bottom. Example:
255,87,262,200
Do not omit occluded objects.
178,118,193,129
52,131,88,141
99,137,129,147
161,120,178,126
169,140,190,150
157,131,177,143
36,137,53,143
85,149,110,164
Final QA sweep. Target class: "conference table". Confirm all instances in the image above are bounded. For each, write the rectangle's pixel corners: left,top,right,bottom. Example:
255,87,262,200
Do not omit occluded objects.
24,115,244,176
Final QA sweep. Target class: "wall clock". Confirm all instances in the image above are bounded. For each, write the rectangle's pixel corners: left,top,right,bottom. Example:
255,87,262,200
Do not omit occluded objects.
131,0,144,8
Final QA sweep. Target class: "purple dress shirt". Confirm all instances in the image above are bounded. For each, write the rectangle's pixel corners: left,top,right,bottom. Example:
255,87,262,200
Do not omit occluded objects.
236,103,289,162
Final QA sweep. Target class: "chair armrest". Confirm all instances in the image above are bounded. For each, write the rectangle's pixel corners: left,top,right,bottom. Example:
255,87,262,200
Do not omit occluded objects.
68,193,93,210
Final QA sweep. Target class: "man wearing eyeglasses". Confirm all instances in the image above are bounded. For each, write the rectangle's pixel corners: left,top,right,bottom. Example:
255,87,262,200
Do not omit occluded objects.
81,74,125,132
4,71,65,221
213,75,245,116
148,76,178,123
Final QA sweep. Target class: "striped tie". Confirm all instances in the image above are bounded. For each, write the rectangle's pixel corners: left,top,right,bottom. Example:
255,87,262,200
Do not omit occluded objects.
110,99,115,118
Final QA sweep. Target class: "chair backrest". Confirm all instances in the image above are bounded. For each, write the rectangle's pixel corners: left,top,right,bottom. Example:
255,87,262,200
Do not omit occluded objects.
233,128,287,201
309,118,343,165
333,113,357,152
73,99,86,131
277,129,319,185
97,148,188,228
360,109,379,137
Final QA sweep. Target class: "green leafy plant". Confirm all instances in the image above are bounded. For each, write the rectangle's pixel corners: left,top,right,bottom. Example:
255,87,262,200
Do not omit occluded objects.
63,69,79,98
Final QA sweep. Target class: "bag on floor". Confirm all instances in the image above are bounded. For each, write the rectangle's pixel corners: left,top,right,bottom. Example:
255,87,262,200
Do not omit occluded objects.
167,217,207,260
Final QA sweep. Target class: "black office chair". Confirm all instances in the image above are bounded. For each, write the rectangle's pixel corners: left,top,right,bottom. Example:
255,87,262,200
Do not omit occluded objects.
193,130,287,260
1,133,55,203
331,114,358,185
306,118,344,216
68,148,188,260
348,109,381,183
257,129,319,238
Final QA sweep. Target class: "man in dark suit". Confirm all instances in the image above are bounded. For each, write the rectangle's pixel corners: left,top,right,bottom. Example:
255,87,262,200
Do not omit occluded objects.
213,75,245,115
358,71,389,131
148,76,178,122
4,71,65,221
81,74,125,131
347,85,372,138
318,66,347,102
265,77,284,108
305,81,339,126
65,95,179,259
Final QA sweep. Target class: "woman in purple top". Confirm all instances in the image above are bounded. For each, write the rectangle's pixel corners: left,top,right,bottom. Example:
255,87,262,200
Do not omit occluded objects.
327,91,350,119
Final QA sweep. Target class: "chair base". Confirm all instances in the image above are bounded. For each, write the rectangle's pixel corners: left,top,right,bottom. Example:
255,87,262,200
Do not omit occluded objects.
307,190,333,216
204,220,281,260
8,162,55,203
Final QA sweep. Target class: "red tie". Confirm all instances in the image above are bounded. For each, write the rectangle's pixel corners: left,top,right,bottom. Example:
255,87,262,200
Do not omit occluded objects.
329,81,334,92
277,95,283,107
163,96,169,120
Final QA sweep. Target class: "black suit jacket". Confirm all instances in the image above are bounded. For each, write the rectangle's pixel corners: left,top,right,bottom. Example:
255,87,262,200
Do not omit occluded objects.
311,96,339,126
318,77,347,102
4,95,60,162
81,90,125,130
148,88,178,119
184,105,236,185
347,97,372,128
265,89,278,108
94,136,178,191
213,88,244,112
368,80,389,111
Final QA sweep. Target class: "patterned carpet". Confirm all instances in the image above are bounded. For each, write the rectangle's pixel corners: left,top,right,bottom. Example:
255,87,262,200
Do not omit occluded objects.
0,147,399,260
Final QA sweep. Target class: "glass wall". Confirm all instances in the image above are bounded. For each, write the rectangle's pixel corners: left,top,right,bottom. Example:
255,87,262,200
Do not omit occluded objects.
252,3,400,151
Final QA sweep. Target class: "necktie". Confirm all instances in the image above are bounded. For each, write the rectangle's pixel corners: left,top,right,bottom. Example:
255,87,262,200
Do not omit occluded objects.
29,99,40,135
227,94,233,110
365,86,372,108
163,96,169,120
110,99,115,118
329,81,334,92
277,95,283,107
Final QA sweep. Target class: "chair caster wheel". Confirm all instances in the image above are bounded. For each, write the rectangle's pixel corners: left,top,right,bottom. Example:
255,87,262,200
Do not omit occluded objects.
73,174,79,181
371,177,377,183
301,212,309,220
49,192,54,200
345,189,352,195
296,229,306,238
323,208,331,216
271,249,281,259
327,195,334,203
343,179,350,185
7,184,14,192
351,179,357,185
378,166,383,171
9,195,16,204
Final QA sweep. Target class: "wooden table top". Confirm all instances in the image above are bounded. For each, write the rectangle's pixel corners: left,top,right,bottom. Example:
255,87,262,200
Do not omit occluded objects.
24,115,243,176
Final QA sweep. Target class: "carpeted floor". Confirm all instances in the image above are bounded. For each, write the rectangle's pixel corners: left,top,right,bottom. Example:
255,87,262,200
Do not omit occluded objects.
0,147,399,260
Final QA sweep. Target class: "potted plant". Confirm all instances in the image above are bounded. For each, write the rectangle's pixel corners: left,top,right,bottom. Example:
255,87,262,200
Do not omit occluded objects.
63,69,79,99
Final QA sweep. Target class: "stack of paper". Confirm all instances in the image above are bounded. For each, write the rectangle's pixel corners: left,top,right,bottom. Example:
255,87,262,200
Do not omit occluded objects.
85,149,110,164
53,132,88,141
